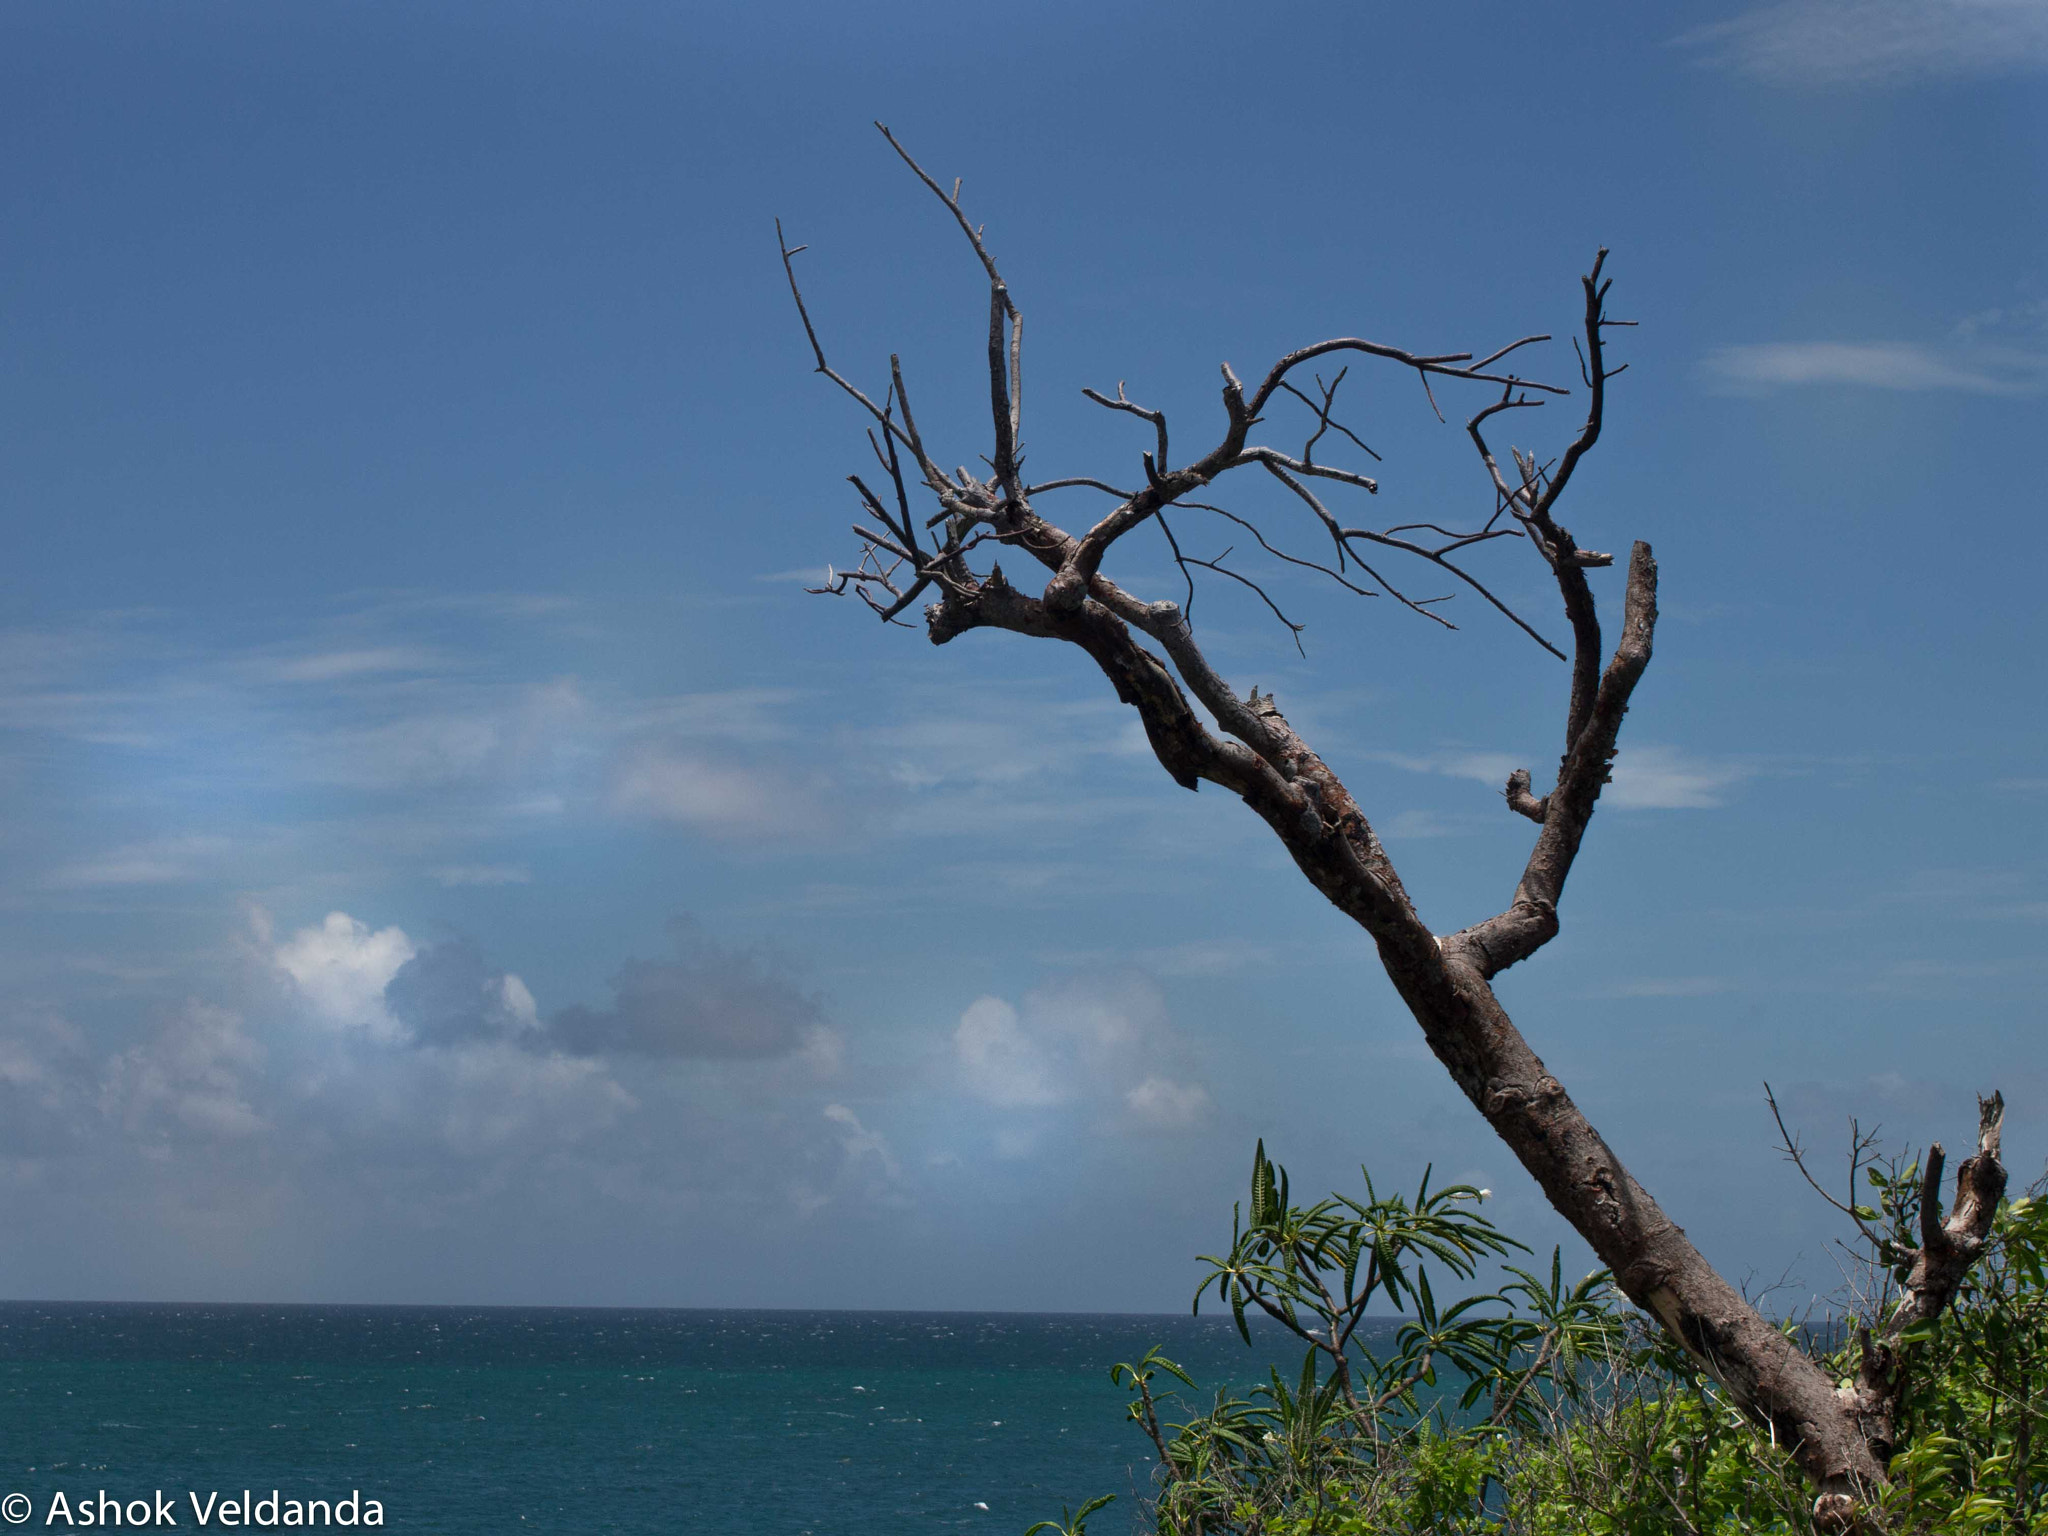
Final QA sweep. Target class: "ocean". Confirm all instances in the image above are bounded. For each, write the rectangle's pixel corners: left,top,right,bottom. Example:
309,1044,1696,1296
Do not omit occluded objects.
0,1303,1311,1535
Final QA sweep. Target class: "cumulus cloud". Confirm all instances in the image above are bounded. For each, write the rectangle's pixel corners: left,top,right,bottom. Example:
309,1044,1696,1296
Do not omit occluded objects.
384,938,542,1047
0,1006,93,1157
951,972,1213,1138
823,1103,902,1182
1681,0,2048,84
421,1042,634,1158
103,1001,268,1143
954,997,1062,1108
381,917,833,1064
274,912,417,1040
0,901,907,1299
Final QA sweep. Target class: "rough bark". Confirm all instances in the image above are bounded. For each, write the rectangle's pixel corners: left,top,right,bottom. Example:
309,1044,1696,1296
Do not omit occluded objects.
783,129,2007,1525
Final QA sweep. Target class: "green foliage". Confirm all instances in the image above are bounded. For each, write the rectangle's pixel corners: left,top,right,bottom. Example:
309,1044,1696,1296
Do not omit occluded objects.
1874,1192,2048,1532
1046,1144,2048,1536
1025,1494,1117,1536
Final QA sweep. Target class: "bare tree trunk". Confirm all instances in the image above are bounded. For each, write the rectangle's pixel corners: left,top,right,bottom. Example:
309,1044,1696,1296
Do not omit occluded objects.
780,126,2008,1525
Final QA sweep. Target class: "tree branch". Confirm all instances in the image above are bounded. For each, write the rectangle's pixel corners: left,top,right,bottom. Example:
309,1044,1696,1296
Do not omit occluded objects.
1453,540,1657,977
1083,382,1170,470
786,162,1985,1522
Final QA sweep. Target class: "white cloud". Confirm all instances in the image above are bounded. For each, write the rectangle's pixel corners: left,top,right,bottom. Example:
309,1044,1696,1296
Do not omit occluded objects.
1701,341,2045,395
103,1001,268,1142
272,911,417,1041
1607,745,1753,810
1374,745,1748,810
0,906,932,1296
1369,750,1521,788
951,974,1214,1136
49,836,234,889
427,1042,633,1157
795,1026,846,1077
498,974,540,1031
0,1007,88,1096
823,1103,903,1182
296,677,596,793
954,996,1063,1108
1955,299,2048,342
1434,752,1524,786
255,648,443,684
602,749,819,835
852,688,1165,840
1124,1076,1213,1129
788,1105,908,1215
610,751,787,833
1683,0,2048,83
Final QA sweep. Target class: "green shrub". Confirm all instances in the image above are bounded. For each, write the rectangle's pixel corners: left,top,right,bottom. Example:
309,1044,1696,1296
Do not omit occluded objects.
1063,1146,2048,1535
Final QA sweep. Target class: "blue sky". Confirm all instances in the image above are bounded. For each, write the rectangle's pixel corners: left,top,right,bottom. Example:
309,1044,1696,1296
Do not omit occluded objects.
1,0,2043,1311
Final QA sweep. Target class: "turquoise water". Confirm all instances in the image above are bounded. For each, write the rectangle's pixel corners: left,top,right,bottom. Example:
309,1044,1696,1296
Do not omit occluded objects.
0,1304,1309,1534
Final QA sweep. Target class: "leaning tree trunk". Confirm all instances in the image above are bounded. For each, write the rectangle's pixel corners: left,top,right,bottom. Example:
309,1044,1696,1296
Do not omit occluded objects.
780,125,2008,1526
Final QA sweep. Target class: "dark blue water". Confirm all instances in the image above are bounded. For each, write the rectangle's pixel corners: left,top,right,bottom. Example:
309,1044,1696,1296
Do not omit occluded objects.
0,1304,1312,1534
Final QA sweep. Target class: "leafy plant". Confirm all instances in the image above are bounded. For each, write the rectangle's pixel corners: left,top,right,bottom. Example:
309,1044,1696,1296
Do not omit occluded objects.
1056,1145,2048,1535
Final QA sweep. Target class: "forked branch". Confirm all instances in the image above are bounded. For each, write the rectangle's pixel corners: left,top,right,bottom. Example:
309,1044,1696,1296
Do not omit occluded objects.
782,138,2006,1527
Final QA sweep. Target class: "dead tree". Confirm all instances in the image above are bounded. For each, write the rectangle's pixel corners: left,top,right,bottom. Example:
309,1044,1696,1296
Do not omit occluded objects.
779,125,2007,1526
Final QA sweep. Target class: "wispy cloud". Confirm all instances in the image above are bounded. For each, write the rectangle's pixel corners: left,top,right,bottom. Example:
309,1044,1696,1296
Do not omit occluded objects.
429,864,533,888
608,749,828,838
1035,937,1282,977
1608,745,1755,810
48,836,237,889
249,647,447,685
1372,745,1750,810
1367,750,1520,790
1860,952,2048,995
1683,0,2048,84
1702,340,2046,395
1591,975,1739,999
1875,867,2048,923
1381,809,1482,840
